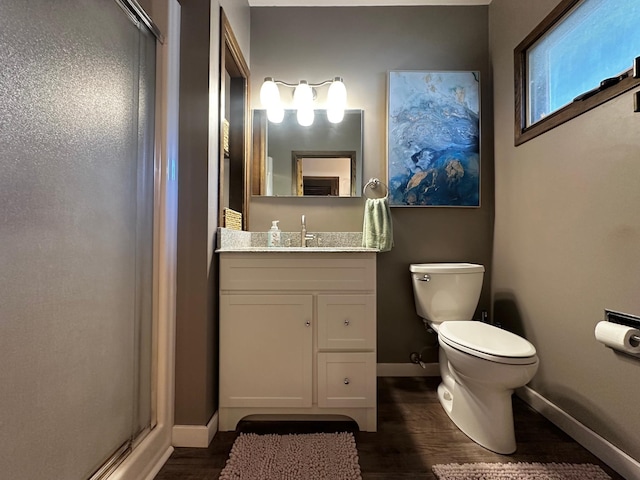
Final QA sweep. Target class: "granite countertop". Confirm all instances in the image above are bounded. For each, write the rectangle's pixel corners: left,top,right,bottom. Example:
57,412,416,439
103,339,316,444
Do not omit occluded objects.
216,246,378,253
216,227,378,253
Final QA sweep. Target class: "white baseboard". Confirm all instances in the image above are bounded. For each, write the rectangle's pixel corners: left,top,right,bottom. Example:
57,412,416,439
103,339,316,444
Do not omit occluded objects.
377,362,439,377
171,411,218,448
517,386,640,480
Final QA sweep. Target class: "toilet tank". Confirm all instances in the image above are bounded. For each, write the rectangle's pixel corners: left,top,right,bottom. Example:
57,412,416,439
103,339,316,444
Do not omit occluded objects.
410,263,484,324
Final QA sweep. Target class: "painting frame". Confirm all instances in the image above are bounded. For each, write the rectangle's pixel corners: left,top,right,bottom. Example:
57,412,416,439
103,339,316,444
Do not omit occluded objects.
386,70,480,207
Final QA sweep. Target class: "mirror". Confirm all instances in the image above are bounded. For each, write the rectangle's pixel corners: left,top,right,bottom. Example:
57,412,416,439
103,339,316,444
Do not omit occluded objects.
251,109,363,197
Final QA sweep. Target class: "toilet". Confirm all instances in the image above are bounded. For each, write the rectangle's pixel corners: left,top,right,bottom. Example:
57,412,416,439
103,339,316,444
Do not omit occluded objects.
409,263,539,454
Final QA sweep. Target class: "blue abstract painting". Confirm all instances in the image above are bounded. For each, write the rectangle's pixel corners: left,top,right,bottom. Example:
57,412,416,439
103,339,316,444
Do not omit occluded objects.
387,71,480,207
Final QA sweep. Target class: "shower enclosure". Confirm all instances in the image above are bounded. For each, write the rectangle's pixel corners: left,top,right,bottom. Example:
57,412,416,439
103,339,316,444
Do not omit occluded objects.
0,0,160,478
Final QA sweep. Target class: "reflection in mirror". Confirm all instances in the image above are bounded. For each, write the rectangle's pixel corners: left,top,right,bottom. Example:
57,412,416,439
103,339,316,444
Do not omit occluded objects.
252,109,363,197
293,152,356,196
219,11,249,228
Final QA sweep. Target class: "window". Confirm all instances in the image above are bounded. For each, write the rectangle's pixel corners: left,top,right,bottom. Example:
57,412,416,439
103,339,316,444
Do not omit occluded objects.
514,0,640,145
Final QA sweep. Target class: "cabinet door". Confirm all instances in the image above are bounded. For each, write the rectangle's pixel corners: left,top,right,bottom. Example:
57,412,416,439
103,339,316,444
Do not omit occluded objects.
317,295,376,350
220,294,313,408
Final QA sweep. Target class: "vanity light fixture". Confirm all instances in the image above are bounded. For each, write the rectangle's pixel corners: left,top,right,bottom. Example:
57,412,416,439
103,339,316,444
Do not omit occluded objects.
259,77,347,126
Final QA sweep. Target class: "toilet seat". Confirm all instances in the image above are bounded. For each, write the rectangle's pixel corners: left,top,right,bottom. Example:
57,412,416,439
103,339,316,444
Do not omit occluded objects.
438,321,538,365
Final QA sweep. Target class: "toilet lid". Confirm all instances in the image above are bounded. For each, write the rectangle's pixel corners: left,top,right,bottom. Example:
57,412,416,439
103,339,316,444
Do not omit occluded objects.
438,321,538,365
409,263,485,274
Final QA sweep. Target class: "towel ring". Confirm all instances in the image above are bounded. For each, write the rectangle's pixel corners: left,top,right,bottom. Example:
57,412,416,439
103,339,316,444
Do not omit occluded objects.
363,177,388,199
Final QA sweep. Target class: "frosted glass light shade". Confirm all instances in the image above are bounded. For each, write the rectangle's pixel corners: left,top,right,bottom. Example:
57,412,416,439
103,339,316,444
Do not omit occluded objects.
327,78,347,123
327,108,345,123
293,81,314,110
267,106,284,123
327,78,347,108
260,78,280,109
297,108,314,126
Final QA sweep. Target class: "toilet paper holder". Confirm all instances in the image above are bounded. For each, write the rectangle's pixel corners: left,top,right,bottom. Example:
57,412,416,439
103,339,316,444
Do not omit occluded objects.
605,309,640,344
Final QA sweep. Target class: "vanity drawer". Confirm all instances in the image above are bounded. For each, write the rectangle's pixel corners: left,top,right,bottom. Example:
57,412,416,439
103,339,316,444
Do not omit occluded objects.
317,295,376,350
220,253,376,292
317,352,376,408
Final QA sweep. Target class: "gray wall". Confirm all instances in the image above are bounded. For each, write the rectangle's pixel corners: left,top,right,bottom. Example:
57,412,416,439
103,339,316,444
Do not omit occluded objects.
490,0,640,462
249,6,494,363
175,0,249,426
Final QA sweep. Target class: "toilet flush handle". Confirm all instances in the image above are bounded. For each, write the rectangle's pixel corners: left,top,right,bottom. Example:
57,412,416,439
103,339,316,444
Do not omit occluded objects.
417,274,431,282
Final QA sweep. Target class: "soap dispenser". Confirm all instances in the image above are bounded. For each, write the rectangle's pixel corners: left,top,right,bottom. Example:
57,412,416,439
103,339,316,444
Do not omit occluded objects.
267,220,281,247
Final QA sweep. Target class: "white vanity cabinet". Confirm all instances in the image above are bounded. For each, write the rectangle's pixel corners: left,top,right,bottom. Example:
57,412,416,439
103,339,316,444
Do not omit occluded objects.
218,252,377,431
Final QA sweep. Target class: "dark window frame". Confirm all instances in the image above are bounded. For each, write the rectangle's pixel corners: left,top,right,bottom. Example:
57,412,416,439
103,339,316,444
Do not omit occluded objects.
514,0,640,146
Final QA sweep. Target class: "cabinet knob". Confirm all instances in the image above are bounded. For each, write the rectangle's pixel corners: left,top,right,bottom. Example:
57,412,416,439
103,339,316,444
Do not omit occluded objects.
344,319,350,326
344,378,350,385
305,320,311,327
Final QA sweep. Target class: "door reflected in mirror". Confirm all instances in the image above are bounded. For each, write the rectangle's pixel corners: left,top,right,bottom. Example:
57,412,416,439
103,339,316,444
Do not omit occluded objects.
294,153,356,197
252,109,363,197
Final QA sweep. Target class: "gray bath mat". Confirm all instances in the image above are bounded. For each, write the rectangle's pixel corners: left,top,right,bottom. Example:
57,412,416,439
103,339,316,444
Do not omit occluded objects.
432,462,611,479
219,432,362,480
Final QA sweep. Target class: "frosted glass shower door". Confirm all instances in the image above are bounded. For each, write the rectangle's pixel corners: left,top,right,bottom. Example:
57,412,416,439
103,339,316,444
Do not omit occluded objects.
0,1,156,479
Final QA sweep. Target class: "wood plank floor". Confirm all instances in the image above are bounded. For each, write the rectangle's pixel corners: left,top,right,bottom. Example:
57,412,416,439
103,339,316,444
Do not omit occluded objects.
154,377,624,479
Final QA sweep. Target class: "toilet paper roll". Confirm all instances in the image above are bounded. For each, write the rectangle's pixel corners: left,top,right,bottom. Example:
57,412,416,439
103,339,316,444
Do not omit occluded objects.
594,321,640,355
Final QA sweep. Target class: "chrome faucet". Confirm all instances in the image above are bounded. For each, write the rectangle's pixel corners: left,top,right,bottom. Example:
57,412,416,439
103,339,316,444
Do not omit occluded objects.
301,214,315,247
